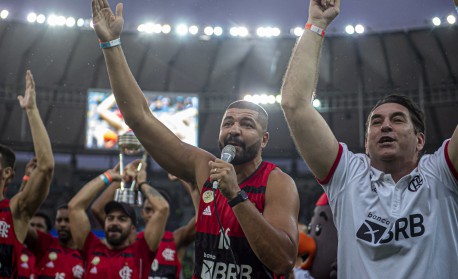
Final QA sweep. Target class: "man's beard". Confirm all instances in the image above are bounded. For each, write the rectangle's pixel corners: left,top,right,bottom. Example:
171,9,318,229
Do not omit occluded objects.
219,136,261,165
106,226,129,246
57,229,72,244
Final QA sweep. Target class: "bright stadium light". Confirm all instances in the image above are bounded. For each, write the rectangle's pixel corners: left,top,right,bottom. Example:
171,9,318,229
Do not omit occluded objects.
345,25,355,34
238,27,249,37
230,27,239,36
293,27,304,36
0,10,9,19
355,24,365,34
256,27,267,37
447,14,456,24
137,24,146,32
161,24,171,34
189,25,199,35
66,17,76,27
272,27,281,37
204,26,214,36
176,24,188,36
37,14,46,24
275,95,282,104
152,24,162,34
27,13,37,23
57,16,66,26
47,14,58,26
432,17,441,26
312,98,321,108
213,26,223,36
76,18,85,27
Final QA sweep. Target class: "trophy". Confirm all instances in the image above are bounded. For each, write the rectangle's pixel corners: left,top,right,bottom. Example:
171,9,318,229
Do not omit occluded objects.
114,131,146,207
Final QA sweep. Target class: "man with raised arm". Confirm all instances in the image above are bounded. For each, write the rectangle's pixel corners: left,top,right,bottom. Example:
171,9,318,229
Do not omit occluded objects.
90,0,299,277
68,159,169,278
280,0,458,278
91,169,199,279
0,70,54,278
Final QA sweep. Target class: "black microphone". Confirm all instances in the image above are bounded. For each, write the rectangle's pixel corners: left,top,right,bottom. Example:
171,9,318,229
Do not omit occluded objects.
212,145,236,189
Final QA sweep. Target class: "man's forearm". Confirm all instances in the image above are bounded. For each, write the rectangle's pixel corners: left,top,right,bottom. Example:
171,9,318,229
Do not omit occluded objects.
102,47,149,128
69,175,107,211
281,29,324,110
26,107,54,172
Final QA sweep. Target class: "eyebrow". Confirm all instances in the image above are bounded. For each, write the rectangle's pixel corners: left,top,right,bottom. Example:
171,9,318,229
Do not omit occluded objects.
370,111,407,122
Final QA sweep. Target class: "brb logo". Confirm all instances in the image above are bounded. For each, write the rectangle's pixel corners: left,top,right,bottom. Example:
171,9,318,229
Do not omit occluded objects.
357,212,425,244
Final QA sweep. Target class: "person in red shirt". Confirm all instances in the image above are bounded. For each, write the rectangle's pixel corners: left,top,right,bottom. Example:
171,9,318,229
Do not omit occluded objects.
91,170,199,279
0,70,54,278
26,205,84,278
68,159,169,278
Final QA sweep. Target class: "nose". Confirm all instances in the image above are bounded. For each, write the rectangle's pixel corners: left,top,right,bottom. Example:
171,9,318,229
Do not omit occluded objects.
228,122,241,135
380,119,392,132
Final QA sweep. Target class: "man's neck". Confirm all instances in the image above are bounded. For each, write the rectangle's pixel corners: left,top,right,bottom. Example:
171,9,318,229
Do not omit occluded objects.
372,158,418,183
60,238,77,250
234,157,263,184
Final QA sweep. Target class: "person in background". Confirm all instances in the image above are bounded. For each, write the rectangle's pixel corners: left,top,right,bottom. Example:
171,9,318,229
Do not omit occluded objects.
91,163,199,279
26,205,85,279
68,159,169,278
0,70,54,278
280,0,458,277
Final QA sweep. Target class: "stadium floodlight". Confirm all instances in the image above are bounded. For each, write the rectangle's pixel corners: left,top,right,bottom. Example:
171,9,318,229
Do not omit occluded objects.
0,10,9,19
37,14,46,24
47,14,58,26
345,25,355,34
256,27,267,37
176,24,188,36
230,27,239,36
312,98,321,108
161,24,171,34
152,24,162,34
275,95,282,104
447,15,456,24
293,27,304,37
137,24,146,32
243,94,253,102
204,26,214,36
189,25,199,35
213,26,223,36
57,16,66,26
76,18,85,27
238,27,249,37
272,27,281,37
355,24,365,34
27,13,37,23
432,17,441,26
66,17,76,27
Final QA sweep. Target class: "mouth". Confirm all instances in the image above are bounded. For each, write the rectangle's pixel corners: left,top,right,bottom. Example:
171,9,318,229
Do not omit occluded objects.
378,136,396,144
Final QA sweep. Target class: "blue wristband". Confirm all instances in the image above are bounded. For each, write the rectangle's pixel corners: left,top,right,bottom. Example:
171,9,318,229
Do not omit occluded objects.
99,174,111,186
99,38,121,49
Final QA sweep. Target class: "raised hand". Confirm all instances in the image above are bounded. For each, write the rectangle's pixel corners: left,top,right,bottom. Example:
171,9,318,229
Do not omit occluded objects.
308,0,340,29
91,0,124,42
17,70,37,110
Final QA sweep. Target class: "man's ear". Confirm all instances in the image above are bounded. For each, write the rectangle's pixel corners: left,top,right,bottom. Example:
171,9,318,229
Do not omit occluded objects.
2,167,14,185
261,132,269,148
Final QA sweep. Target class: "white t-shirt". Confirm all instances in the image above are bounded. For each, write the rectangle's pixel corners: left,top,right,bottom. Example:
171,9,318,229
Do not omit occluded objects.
324,140,458,279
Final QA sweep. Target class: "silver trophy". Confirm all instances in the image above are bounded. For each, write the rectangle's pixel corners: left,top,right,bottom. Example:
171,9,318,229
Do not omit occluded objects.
114,131,146,207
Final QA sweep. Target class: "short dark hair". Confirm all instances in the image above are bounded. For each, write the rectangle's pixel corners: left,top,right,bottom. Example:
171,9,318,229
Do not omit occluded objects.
57,204,68,211
366,94,426,136
226,100,269,131
0,144,16,169
34,211,53,233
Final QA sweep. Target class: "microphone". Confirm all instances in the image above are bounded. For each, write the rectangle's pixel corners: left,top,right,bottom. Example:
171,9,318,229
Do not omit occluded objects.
212,145,236,189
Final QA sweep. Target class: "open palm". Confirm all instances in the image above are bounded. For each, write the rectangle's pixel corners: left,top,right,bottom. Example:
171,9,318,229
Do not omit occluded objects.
91,0,124,42
18,70,37,110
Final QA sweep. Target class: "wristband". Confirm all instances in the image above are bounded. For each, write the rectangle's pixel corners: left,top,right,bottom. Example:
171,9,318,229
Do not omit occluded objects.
99,38,121,49
305,23,325,37
99,171,113,186
22,175,30,181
